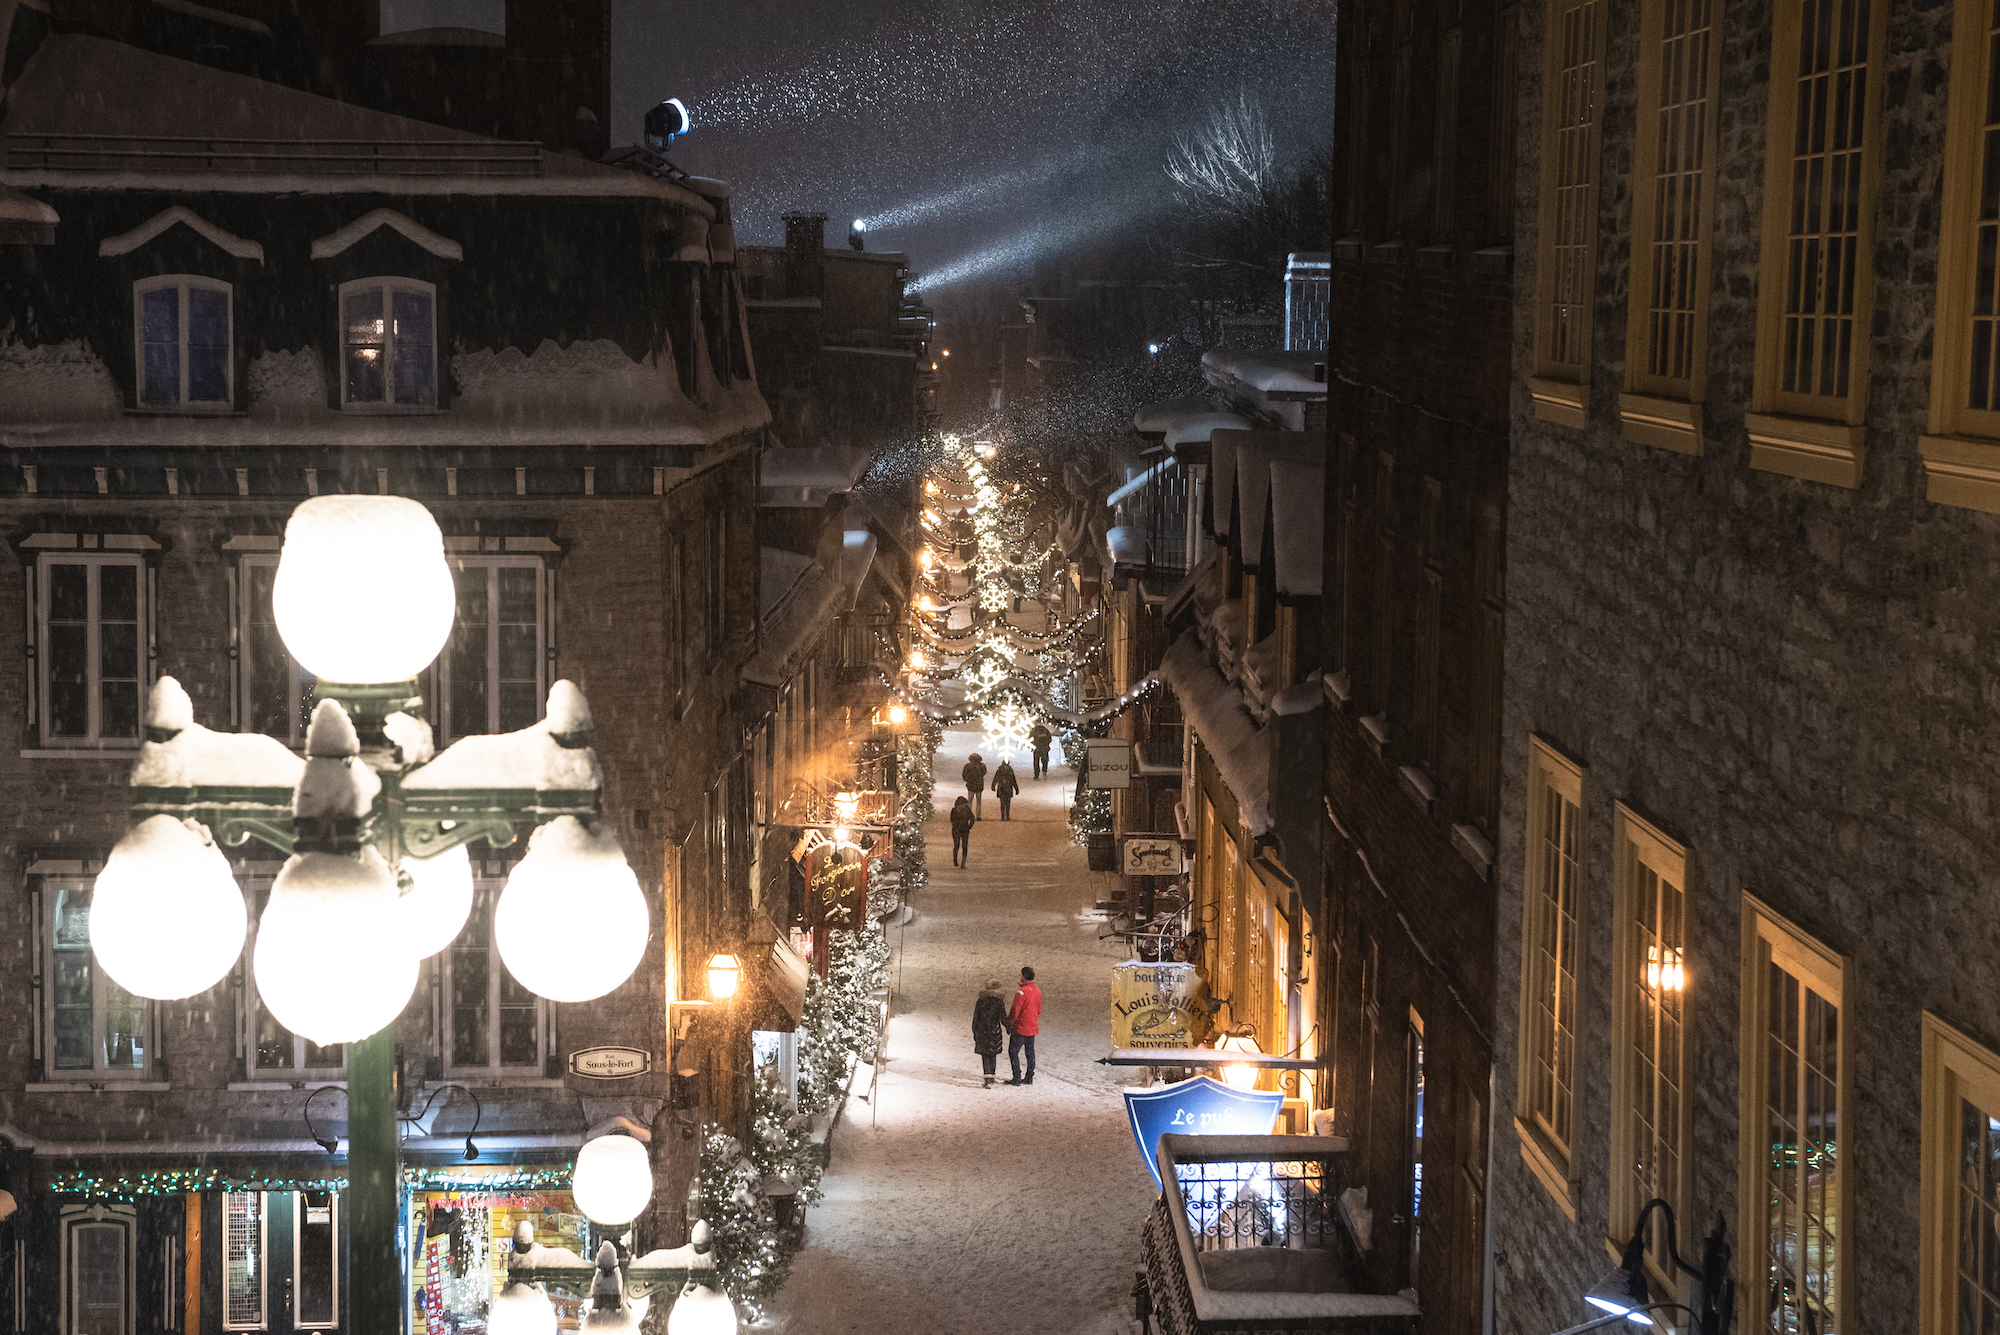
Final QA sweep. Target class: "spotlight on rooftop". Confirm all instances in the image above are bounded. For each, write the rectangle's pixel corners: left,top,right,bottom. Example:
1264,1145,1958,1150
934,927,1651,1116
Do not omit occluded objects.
644,98,691,153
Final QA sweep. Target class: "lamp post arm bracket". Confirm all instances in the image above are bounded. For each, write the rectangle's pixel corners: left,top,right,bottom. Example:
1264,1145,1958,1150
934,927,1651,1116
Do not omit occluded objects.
131,790,300,856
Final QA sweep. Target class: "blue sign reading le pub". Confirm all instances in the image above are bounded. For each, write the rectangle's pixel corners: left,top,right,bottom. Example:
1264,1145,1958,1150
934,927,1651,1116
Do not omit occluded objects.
1123,1076,1284,1188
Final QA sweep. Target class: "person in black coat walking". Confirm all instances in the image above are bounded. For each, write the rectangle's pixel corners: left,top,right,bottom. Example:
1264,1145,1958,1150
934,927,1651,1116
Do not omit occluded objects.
1030,724,1053,779
949,796,975,866
993,760,1019,820
962,752,988,818
972,979,1008,1086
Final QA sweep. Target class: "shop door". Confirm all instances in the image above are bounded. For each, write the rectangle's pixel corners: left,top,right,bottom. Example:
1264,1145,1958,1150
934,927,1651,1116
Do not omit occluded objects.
216,1191,341,1333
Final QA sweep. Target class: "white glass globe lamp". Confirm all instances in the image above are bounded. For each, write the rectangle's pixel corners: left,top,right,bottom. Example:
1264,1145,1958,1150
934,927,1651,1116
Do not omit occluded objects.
254,847,418,1045
271,496,455,684
666,1284,737,1335
488,1282,558,1335
571,1134,653,1226
494,817,648,1003
399,844,475,958
91,815,246,1000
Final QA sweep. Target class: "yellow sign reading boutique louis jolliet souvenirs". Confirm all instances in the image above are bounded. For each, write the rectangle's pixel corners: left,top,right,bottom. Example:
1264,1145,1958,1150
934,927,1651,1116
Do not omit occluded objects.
1110,960,1210,1049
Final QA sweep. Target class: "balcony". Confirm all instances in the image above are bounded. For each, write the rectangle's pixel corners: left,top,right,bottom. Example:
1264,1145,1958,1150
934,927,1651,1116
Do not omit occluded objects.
1141,1135,1420,1334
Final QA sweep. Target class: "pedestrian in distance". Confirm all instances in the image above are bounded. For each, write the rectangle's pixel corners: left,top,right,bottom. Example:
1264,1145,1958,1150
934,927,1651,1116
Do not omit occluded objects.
950,796,974,867
1005,966,1042,1085
1030,724,1053,779
972,978,1008,1087
993,759,1019,820
962,751,988,819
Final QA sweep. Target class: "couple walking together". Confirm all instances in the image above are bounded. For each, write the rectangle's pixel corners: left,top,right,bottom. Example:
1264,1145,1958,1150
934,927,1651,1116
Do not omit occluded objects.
971,967,1041,1087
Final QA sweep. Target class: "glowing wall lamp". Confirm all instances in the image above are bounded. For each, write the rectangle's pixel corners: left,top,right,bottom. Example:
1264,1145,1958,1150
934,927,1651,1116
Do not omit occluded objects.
706,953,742,1001
1216,1027,1261,1092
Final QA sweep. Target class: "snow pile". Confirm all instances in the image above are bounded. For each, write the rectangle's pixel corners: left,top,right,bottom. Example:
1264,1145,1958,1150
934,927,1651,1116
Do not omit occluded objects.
448,337,764,439
1164,410,1252,448
0,336,123,421
1201,348,1327,395
382,711,435,766
247,347,324,407
0,184,58,224
131,681,305,790
295,700,381,820
545,681,592,743
1133,393,1214,435
402,717,602,792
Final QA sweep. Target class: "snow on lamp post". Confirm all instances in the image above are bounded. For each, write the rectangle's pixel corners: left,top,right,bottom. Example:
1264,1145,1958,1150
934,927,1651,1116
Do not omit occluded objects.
89,495,651,1335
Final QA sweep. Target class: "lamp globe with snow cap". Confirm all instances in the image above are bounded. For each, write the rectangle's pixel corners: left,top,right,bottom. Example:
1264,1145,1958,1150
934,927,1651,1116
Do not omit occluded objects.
572,1133,655,1231
271,495,456,688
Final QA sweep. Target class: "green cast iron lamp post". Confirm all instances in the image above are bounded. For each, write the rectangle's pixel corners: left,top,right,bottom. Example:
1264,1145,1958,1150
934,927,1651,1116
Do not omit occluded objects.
86,496,655,1333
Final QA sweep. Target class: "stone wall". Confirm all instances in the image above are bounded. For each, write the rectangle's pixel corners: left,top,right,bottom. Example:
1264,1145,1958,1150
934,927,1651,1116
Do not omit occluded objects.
1495,2,1979,1332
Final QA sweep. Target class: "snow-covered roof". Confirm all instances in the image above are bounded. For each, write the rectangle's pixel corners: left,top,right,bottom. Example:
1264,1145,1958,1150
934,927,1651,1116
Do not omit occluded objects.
99,206,263,262
760,446,874,505
1105,525,1148,570
0,337,771,448
1224,430,1322,569
1160,631,1272,834
3,36,717,214
1165,411,1252,448
760,547,817,621
1201,348,1327,398
1133,394,1212,436
1269,458,1325,597
309,209,463,261
744,551,847,688
838,530,878,612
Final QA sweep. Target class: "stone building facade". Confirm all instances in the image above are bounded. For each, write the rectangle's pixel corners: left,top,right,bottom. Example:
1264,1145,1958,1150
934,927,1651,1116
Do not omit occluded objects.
1495,2,2000,1334
1315,0,1519,1330
0,19,826,1333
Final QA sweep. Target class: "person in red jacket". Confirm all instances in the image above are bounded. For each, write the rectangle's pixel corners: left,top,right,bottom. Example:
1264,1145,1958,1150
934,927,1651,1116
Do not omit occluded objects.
1005,966,1042,1085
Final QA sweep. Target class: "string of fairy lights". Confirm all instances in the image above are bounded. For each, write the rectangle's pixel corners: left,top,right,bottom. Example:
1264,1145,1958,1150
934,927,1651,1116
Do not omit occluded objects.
43,1162,578,1201
897,436,1162,755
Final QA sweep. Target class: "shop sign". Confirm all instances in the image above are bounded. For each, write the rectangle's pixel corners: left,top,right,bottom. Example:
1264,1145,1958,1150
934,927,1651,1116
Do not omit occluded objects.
1123,1076,1284,1189
567,1046,651,1080
1085,739,1131,789
1110,960,1208,1049
1122,837,1182,876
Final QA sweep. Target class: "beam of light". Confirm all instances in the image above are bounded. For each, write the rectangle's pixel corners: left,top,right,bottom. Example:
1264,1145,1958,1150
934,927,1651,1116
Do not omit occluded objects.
907,194,1141,294
856,155,1087,232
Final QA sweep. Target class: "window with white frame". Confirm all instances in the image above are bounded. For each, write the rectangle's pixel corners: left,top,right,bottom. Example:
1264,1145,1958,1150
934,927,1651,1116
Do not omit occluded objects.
62,1205,135,1335
293,1192,339,1330
444,881,548,1075
236,553,317,747
43,877,152,1080
37,553,146,749
436,557,546,743
339,277,438,409
134,275,232,409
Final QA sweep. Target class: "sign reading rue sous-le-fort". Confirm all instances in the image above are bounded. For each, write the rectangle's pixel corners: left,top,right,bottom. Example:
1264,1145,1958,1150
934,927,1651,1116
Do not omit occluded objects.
567,1046,652,1080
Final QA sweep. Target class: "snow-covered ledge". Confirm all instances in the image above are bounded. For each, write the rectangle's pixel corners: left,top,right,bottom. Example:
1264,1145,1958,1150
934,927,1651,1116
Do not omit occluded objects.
1157,1134,1422,1329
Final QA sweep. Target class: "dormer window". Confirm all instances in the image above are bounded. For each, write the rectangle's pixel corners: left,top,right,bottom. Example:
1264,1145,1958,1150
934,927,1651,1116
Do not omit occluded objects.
134,275,232,409
340,278,437,409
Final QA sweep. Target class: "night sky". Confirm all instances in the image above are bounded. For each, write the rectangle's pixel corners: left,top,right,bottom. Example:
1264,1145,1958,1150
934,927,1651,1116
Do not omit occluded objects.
611,0,1338,292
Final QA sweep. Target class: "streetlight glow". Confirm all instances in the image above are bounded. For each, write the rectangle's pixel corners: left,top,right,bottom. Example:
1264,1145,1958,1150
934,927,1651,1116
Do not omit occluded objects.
90,814,246,1000
571,1134,655,1226
271,495,455,684
706,952,742,1000
494,817,649,1003
255,847,419,1045
398,843,476,959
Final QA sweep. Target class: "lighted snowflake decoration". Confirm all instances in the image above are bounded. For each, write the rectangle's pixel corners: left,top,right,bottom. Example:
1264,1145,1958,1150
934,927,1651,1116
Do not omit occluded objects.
980,704,1034,761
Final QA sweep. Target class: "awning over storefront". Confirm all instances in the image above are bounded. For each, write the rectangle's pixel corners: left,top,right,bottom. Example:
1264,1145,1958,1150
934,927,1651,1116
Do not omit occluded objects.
742,911,810,1031
1159,630,1273,834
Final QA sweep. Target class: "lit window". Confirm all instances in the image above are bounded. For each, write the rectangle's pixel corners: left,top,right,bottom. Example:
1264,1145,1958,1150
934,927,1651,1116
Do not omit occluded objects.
1516,736,1583,1214
133,275,232,409
36,553,146,750
222,1193,266,1331
340,278,437,409
1919,1012,2000,1334
436,557,546,742
1741,896,1848,1335
445,881,548,1074
43,877,152,1080
1612,805,1687,1283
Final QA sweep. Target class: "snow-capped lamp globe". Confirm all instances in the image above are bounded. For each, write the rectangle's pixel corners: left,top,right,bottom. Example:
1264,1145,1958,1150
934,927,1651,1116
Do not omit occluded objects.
271,495,455,686
91,814,247,1000
666,1283,738,1335
488,1280,558,1335
572,1133,654,1227
493,816,649,1002
398,843,475,959
252,700,418,1044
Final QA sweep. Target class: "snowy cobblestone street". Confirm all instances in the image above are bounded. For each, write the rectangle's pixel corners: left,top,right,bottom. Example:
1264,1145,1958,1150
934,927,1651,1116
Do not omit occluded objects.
766,730,1156,1335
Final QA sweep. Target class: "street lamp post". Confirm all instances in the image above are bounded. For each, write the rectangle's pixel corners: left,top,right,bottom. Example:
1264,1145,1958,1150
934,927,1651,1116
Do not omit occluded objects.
88,496,653,1334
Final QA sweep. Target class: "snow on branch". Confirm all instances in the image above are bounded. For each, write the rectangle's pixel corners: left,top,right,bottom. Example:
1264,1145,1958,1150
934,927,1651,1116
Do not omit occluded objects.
1163,92,1277,218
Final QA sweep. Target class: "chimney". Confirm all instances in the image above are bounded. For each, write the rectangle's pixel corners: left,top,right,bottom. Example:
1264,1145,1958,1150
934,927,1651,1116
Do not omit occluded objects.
781,212,827,302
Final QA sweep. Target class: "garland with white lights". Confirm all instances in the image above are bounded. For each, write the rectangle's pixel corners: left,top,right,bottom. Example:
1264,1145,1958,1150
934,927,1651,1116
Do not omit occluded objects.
41,1162,579,1201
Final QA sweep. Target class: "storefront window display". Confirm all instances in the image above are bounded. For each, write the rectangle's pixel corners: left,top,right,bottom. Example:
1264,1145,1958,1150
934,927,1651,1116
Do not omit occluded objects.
407,1184,589,1333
